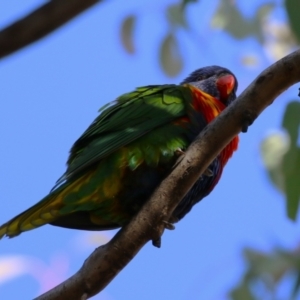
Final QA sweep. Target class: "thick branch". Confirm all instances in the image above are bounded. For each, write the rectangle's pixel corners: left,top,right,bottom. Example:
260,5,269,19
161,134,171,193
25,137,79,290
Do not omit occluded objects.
35,49,300,300
0,0,101,59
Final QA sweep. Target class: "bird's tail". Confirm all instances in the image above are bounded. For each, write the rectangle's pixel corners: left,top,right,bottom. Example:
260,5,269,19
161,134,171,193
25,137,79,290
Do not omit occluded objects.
0,158,126,239
0,191,60,239
0,172,89,239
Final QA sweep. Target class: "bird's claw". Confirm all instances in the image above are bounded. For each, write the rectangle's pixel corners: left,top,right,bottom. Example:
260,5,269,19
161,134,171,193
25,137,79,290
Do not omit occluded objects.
151,221,175,247
203,168,213,177
173,148,186,169
152,237,161,248
175,148,185,156
81,293,88,300
163,220,175,230
242,111,255,133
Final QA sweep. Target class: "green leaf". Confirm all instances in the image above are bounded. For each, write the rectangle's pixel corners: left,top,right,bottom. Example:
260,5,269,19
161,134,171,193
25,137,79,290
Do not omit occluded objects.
260,132,289,192
211,0,250,39
282,101,300,144
261,102,300,219
292,271,300,299
281,101,300,220
167,4,189,29
120,15,136,54
167,0,199,28
181,0,198,8
211,0,274,43
230,283,256,300
244,248,297,282
253,3,275,43
231,247,300,299
282,147,300,220
159,33,183,77
241,55,259,67
285,0,300,43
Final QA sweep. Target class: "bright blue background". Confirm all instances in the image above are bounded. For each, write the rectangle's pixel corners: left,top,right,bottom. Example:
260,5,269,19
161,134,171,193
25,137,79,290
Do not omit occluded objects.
0,0,299,299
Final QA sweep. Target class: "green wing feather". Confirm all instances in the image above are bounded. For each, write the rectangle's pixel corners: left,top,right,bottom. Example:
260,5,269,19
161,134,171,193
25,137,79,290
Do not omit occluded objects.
56,84,192,185
0,84,194,238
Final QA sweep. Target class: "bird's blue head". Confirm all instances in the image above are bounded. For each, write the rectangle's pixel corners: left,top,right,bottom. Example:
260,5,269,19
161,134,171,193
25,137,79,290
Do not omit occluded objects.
181,65,238,106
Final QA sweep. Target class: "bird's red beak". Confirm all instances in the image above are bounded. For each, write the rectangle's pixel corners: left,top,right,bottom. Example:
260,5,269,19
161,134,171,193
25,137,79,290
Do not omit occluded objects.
216,74,235,99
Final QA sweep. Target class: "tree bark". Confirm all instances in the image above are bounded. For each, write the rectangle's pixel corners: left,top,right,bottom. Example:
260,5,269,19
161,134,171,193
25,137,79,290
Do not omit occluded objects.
33,50,300,299
0,0,101,59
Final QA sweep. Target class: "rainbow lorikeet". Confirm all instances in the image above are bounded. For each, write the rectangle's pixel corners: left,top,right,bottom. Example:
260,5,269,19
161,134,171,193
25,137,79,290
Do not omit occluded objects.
0,66,239,243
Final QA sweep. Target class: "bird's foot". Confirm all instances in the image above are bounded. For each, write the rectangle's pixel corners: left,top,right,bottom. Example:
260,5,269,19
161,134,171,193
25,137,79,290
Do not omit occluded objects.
81,293,88,300
163,220,175,230
151,221,175,248
175,148,185,156
152,237,161,248
203,168,213,177
173,148,186,168
242,111,255,133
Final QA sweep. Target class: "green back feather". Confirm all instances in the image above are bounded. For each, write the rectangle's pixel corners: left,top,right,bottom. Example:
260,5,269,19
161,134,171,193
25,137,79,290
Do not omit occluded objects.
56,85,193,186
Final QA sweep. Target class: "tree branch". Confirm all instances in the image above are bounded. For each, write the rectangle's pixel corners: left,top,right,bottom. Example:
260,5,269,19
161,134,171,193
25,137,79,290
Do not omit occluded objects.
34,50,300,300
0,0,101,59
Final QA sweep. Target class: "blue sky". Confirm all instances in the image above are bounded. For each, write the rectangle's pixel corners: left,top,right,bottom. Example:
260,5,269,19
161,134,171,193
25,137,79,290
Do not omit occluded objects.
0,0,299,299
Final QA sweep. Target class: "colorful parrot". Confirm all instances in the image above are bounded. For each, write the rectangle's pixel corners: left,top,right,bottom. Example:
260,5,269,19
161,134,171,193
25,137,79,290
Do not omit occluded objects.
0,65,239,243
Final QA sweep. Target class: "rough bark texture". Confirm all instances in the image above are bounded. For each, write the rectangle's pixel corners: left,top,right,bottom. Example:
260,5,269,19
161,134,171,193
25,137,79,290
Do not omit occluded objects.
0,0,101,59
34,50,300,299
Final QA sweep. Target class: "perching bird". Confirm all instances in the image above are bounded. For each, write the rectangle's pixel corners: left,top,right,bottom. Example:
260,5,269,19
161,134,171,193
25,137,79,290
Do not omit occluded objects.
0,65,239,242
